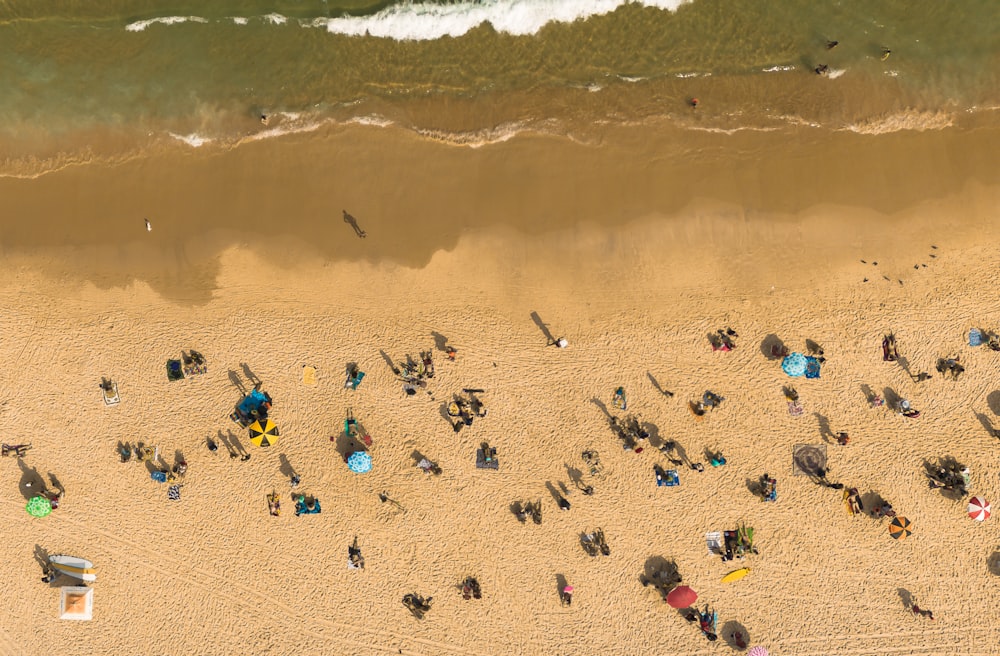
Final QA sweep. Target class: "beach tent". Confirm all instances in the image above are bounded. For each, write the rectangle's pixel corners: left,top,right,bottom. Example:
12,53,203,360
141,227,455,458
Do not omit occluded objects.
26,495,52,517
248,418,280,448
59,586,93,621
781,353,807,377
347,451,372,474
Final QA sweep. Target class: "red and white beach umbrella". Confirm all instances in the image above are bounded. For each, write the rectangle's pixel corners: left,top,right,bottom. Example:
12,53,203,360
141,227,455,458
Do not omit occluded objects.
968,496,991,521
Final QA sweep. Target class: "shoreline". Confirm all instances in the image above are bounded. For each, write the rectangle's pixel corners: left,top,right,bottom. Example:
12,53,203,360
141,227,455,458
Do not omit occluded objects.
1,118,999,303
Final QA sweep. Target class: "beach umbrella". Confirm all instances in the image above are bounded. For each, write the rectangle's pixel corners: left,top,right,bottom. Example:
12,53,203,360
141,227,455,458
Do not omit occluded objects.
781,353,807,377
346,451,372,474
889,516,912,540
666,585,697,608
25,495,52,518
721,567,751,584
968,496,991,521
248,418,280,448
746,648,769,656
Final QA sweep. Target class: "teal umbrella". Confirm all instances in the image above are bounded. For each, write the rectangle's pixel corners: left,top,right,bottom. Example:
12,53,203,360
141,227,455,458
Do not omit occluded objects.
782,353,807,377
347,451,372,474
26,495,52,517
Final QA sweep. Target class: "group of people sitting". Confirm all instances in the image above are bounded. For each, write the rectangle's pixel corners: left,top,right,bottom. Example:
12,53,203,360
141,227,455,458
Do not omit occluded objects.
927,461,970,496
936,355,965,380
399,351,435,383
758,473,777,502
294,495,321,516
609,414,648,453
709,327,738,351
402,593,433,618
447,390,488,432
460,577,482,600
581,528,611,557
513,500,542,525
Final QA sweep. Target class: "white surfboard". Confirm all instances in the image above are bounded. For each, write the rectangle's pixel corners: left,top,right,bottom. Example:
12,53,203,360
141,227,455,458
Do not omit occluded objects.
49,555,97,582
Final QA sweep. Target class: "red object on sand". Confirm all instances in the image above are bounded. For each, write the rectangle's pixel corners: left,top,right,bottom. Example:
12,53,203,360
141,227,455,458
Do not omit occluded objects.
666,585,697,608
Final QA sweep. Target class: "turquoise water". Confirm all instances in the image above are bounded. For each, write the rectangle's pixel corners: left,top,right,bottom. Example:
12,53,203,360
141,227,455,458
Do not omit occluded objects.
1,0,998,173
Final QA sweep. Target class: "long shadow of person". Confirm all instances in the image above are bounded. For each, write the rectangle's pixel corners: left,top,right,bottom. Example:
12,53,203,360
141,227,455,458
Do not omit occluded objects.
343,210,367,238
228,370,247,396
529,311,556,344
18,460,45,500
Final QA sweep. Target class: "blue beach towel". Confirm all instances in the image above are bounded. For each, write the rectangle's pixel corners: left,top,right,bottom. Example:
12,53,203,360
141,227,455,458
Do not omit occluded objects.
969,328,984,347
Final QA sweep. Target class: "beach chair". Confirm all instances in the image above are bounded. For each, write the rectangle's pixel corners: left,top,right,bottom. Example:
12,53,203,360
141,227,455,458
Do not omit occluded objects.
100,379,120,406
581,451,603,477
612,387,627,411
705,532,723,556
2,443,31,458
476,443,498,470
267,491,281,517
345,369,365,390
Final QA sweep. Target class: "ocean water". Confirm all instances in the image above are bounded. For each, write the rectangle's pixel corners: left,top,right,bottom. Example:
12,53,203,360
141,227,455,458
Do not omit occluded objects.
1,0,998,174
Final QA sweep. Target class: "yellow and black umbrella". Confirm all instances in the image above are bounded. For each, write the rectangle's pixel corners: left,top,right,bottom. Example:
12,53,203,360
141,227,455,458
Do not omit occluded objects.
248,419,280,448
888,516,912,540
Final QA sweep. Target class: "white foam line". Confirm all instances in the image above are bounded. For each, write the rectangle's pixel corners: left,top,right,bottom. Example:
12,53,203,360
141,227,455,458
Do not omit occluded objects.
319,0,692,41
169,132,213,147
125,16,208,32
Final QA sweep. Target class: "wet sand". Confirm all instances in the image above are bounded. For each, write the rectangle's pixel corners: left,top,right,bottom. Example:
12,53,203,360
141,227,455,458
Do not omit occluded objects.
2,115,1000,301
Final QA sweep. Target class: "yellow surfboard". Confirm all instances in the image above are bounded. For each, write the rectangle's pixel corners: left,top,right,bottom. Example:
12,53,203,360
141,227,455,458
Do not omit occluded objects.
721,567,750,583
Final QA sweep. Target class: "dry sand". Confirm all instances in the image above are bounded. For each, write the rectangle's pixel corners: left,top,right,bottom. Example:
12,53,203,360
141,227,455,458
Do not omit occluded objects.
2,127,1000,655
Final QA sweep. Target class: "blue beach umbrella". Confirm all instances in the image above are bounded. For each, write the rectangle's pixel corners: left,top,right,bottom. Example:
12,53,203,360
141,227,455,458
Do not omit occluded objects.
346,451,372,474
804,356,822,379
781,353,807,377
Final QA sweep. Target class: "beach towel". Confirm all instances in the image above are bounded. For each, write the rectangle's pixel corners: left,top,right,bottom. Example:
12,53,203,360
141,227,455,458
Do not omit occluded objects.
166,359,184,381
656,469,680,487
476,448,499,470
705,532,722,555
788,401,804,416
969,328,984,347
150,471,167,483
167,485,181,501
302,366,317,386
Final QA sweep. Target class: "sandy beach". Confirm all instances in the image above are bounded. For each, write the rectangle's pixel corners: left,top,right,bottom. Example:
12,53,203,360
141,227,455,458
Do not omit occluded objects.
3,137,1000,655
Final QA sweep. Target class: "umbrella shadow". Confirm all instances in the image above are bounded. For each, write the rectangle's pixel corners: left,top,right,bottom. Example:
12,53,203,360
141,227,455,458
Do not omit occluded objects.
719,620,749,650
760,334,786,360
860,490,887,516
333,432,362,460
987,391,1000,415
17,460,45,500
988,550,1000,576
227,370,247,396
530,311,556,344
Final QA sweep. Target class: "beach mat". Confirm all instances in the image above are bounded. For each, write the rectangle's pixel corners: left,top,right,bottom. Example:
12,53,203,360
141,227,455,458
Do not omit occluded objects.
302,366,317,386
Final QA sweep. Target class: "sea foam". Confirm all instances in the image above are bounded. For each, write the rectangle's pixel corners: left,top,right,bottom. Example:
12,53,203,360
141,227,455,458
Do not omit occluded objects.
319,0,691,41
125,16,209,31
